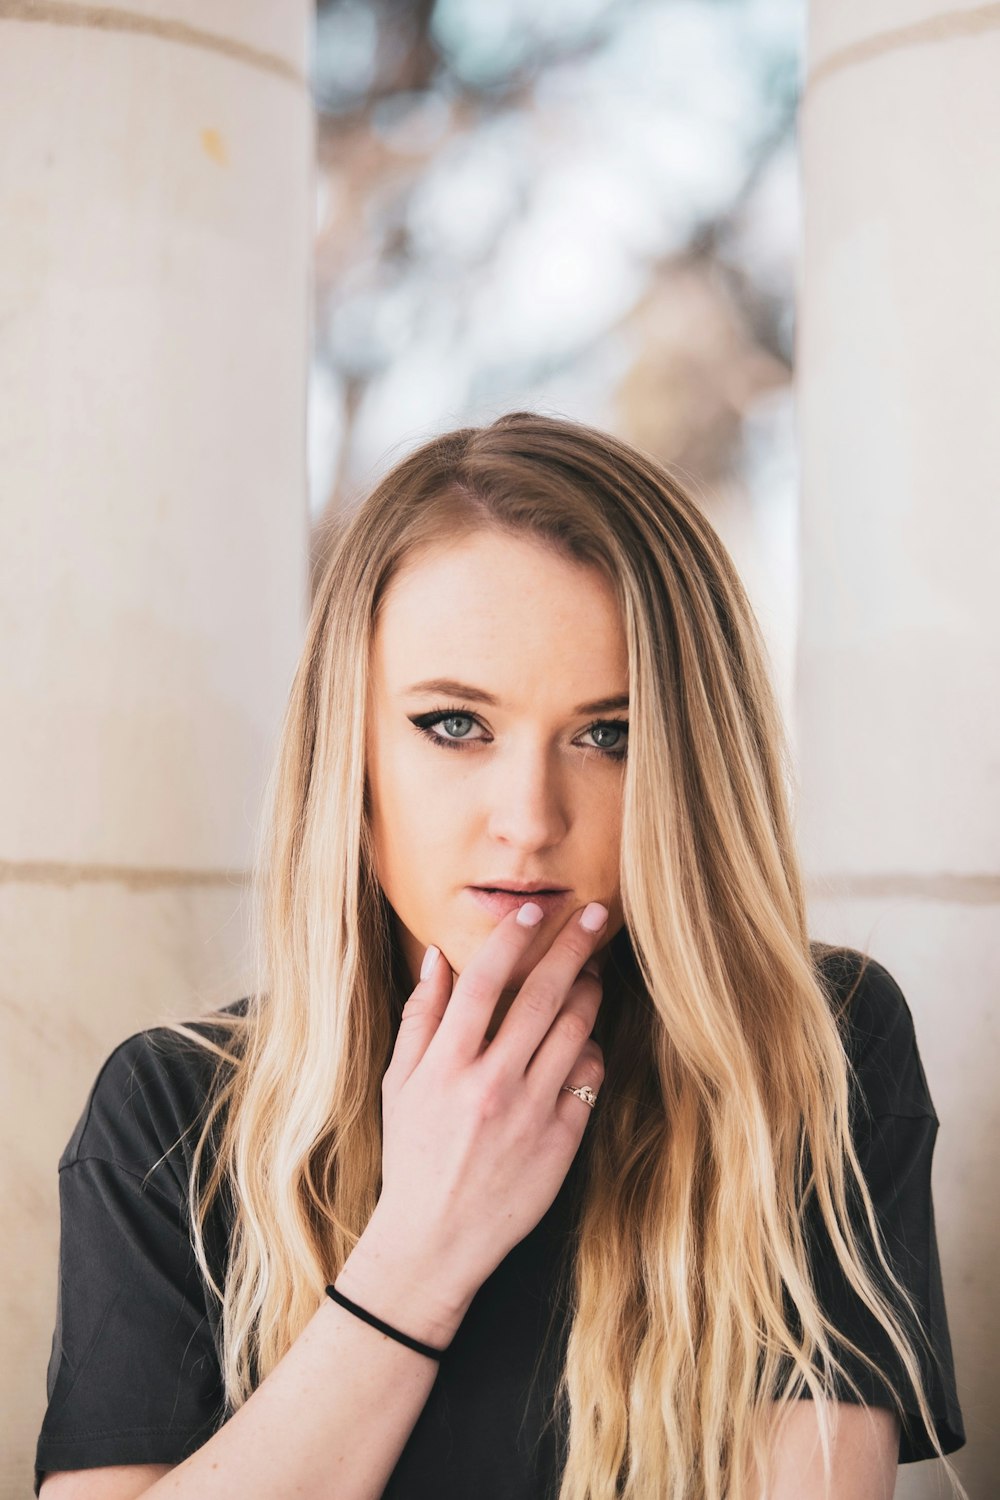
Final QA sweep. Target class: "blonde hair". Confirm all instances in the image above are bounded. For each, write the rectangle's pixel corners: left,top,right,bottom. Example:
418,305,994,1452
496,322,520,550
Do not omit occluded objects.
162,412,964,1499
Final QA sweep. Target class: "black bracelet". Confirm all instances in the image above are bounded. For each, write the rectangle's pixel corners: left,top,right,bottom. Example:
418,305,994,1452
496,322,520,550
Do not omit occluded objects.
325,1285,450,1361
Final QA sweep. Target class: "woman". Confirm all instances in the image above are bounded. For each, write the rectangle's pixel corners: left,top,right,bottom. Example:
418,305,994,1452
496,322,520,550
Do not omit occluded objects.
35,412,966,1499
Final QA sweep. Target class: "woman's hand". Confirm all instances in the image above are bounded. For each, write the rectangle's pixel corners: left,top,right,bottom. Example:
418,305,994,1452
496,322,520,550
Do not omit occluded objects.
355,901,607,1322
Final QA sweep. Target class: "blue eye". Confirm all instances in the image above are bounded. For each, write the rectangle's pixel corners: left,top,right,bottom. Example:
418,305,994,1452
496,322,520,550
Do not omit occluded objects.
586,722,628,755
415,710,483,746
408,707,628,761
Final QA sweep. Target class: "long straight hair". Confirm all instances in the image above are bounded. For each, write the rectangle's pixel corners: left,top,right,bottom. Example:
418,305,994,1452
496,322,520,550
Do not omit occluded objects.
163,412,964,1499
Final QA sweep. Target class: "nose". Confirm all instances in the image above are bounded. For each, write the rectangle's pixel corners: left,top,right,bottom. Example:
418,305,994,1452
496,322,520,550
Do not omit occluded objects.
484,744,569,850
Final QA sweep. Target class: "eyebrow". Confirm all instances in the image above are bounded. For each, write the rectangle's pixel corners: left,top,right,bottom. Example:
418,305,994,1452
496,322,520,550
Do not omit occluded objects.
401,678,630,716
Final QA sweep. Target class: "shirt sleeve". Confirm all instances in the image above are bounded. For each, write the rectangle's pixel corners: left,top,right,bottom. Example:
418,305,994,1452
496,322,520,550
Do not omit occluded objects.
798,952,966,1462
34,1033,228,1492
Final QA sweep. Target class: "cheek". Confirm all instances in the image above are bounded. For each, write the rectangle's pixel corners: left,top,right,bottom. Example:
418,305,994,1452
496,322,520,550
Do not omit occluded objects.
597,830,624,918
371,775,453,908
592,795,623,866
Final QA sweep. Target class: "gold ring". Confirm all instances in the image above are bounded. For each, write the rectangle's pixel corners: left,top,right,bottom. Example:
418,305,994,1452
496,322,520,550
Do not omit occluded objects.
561,1083,599,1108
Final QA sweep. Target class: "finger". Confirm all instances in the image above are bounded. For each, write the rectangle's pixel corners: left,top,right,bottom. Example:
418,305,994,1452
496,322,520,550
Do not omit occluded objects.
385,943,455,1088
486,902,608,1076
552,1038,605,1130
585,941,611,977
522,969,603,1102
432,902,549,1065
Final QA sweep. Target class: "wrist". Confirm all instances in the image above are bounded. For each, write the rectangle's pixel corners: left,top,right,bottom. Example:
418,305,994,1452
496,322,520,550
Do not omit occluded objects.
334,1211,475,1351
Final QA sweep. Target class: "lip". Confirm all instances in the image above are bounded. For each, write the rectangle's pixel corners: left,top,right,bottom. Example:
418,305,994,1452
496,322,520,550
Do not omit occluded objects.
474,879,570,893
466,887,572,919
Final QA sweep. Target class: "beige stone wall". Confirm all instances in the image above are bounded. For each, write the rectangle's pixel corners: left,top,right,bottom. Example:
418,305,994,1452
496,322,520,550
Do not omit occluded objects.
0,4,311,1494
797,3,1000,1494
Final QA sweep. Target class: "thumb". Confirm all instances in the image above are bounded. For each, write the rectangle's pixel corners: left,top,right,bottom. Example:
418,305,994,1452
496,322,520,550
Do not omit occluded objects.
386,944,453,1088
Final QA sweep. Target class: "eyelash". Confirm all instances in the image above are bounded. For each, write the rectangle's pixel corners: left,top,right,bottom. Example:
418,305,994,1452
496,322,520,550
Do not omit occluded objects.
409,705,629,761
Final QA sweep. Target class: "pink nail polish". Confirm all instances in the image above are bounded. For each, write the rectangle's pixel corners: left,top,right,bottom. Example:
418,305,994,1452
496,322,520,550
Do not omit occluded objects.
420,945,440,981
580,903,608,932
516,901,544,927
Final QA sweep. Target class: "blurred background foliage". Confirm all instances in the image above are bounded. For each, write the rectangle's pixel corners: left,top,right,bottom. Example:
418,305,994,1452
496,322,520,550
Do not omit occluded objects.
308,0,804,702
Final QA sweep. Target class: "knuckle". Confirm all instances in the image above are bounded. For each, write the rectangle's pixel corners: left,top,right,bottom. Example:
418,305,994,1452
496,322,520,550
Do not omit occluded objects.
584,1057,606,1088
581,1038,605,1074
500,926,529,957
472,1070,508,1122
563,927,598,970
575,968,603,995
576,1038,605,1073
554,1009,592,1048
567,974,602,1017
457,972,495,1011
394,1006,427,1039
519,976,562,1017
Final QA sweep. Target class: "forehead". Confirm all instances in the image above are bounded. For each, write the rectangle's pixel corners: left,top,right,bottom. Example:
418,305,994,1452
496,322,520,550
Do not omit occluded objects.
372,532,627,692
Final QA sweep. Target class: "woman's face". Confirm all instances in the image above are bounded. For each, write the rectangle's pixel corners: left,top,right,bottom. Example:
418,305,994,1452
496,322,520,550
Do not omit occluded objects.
366,528,628,1033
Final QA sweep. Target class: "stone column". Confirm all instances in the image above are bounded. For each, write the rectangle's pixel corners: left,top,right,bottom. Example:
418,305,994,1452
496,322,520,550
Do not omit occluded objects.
0,4,311,1491
796,4,999,1495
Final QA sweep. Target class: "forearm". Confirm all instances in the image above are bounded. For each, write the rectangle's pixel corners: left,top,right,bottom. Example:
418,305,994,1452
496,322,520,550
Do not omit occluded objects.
142,1225,475,1500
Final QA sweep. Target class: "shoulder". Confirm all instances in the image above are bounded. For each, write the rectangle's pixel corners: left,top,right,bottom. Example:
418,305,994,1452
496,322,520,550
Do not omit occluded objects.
61,996,251,1196
811,944,938,1123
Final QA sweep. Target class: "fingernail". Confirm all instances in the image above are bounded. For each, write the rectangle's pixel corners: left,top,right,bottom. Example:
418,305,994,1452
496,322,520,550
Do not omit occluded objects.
516,901,545,927
420,945,440,981
583,958,601,977
580,902,608,932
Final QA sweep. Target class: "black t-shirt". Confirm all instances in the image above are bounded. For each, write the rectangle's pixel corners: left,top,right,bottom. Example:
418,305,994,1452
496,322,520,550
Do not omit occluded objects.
34,948,966,1495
